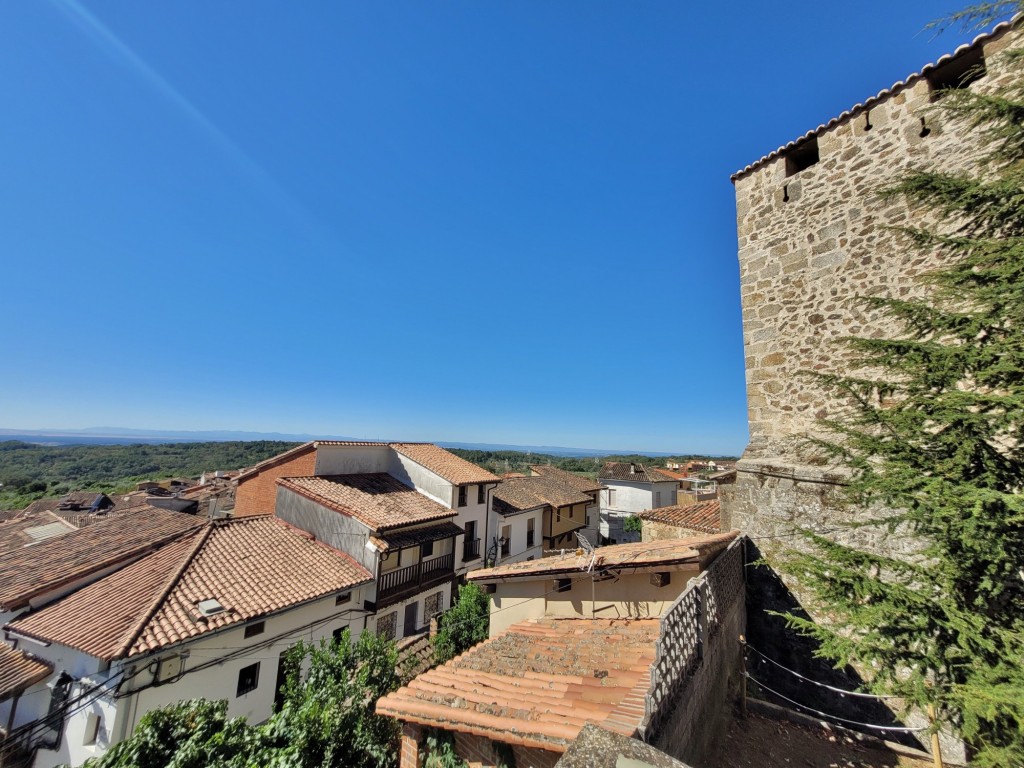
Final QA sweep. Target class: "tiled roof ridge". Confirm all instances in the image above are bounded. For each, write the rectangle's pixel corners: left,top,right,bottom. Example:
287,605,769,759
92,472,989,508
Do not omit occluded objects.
389,443,501,484
731,15,1020,181
0,509,203,611
111,526,212,659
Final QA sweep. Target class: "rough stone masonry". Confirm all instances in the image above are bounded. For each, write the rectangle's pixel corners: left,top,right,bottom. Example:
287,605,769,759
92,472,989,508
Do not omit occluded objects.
722,21,1022,556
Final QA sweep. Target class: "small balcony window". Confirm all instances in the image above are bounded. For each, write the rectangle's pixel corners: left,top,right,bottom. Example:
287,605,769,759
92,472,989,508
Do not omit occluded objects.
457,486,467,507
477,484,485,504
236,662,260,697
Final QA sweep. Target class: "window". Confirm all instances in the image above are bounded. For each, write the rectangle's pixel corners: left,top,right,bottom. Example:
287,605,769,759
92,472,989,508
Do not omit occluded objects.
654,491,662,507
377,611,397,640
335,592,351,606
927,47,986,98
237,662,260,696
458,486,467,507
526,518,535,548
243,621,265,639
477,484,485,504
333,626,347,644
425,591,443,618
555,578,572,593
784,137,819,177
83,713,102,747
607,489,616,506
421,540,434,558
501,525,511,557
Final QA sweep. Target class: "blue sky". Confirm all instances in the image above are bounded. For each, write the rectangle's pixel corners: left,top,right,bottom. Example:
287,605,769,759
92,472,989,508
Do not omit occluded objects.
0,1,996,455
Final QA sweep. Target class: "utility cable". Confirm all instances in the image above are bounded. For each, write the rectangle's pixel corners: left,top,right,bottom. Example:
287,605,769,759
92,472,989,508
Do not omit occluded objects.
744,673,929,734
745,644,904,700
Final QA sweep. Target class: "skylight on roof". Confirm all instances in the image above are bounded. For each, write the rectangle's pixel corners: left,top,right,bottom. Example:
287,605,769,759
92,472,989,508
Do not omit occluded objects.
196,598,226,617
23,523,72,543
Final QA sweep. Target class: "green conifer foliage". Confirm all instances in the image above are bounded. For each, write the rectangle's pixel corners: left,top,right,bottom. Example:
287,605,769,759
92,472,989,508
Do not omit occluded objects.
779,17,1024,766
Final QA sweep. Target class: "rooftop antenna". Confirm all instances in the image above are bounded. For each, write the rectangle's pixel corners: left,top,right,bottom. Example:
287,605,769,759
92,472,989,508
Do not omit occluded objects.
575,531,597,573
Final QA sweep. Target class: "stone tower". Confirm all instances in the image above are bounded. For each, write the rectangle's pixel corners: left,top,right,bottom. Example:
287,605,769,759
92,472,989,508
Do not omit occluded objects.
722,20,1020,555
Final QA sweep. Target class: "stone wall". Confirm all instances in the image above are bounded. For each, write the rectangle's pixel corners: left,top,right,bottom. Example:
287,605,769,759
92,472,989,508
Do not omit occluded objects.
638,537,745,765
722,25,1021,763
732,26,1020,475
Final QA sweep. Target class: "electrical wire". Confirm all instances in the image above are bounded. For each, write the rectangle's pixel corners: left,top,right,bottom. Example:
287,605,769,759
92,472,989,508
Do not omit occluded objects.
744,673,929,734
745,644,904,700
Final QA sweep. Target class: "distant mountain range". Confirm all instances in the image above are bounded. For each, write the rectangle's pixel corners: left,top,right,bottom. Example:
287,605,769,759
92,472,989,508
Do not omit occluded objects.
0,428,693,458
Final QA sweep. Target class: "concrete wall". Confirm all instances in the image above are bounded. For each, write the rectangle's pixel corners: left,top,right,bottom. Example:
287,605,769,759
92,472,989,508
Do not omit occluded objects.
387,453,454,509
543,571,695,623
235,448,316,517
485,568,700,637
487,579,547,636
492,509,544,566
371,581,452,643
275,486,377,574
316,444,392,476
546,502,587,539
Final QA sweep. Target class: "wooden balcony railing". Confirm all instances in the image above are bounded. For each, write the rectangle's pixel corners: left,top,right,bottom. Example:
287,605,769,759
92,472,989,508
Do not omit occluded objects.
462,538,481,562
378,552,455,606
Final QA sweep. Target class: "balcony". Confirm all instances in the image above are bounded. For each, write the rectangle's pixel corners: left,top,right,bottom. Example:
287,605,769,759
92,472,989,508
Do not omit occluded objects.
462,538,481,563
378,553,455,608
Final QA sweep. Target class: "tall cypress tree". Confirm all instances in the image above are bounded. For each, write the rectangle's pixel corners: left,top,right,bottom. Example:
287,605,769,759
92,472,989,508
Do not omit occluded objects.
778,11,1024,767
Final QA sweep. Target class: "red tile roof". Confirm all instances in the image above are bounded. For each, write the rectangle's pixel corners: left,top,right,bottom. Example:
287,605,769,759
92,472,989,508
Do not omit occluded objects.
528,465,603,494
493,476,592,516
467,532,738,583
598,463,676,484
0,645,52,701
376,618,660,751
731,18,1017,181
0,506,203,611
237,441,499,486
638,500,721,534
391,443,501,485
6,516,372,661
0,512,77,554
278,474,457,532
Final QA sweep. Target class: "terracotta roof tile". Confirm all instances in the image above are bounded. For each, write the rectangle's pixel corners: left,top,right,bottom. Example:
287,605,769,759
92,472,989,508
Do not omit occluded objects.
0,507,203,611
528,465,603,494
0,645,52,700
468,532,738,583
6,516,372,660
493,477,592,516
638,501,721,534
598,463,677,484
278,474,456,532
0,512,77,554
376,618,660,750
391,443,501,485
731,18,1018,181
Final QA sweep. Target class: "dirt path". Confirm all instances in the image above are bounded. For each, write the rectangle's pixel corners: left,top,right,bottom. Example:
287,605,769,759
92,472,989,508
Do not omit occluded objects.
702,712,934,768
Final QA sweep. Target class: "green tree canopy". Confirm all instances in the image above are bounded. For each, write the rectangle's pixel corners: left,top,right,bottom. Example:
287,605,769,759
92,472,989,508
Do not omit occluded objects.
431,583,490,664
